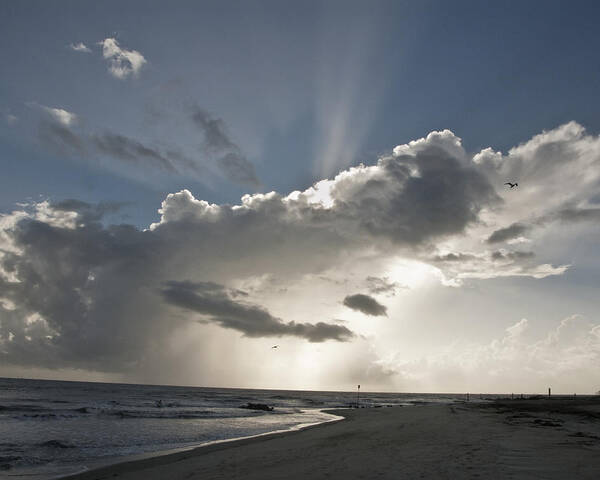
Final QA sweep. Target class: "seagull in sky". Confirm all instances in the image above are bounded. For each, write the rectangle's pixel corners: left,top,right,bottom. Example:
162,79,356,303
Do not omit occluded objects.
504,182,518,189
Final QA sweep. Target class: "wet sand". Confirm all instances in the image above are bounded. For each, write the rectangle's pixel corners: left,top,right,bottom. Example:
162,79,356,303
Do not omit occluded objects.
62,398,600,479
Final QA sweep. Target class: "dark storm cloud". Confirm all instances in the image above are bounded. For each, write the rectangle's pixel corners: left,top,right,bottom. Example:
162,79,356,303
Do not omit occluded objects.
486,222,529,244
191,106,261,188
343,294,387,317
0,215,159,371
161,281,354,342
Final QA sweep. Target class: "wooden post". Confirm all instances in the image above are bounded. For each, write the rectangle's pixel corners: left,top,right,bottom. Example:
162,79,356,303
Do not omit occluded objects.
548,387,551,398
357,385,360,408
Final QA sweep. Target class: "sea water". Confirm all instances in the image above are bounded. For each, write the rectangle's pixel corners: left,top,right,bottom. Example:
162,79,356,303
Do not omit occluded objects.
0,377,463,479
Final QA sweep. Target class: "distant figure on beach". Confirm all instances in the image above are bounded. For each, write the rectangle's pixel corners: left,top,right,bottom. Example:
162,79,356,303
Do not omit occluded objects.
504,182,518,189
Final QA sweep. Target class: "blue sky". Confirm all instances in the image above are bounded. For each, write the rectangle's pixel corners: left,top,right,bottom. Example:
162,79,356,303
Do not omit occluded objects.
2,1,600,392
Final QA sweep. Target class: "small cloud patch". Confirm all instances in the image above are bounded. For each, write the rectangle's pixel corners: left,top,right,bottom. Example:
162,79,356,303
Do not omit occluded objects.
100,38,146,79
343,294,387,317
69,42,91,53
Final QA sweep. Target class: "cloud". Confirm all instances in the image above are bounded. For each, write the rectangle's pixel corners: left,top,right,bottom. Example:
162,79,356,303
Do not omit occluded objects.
69,42,91,53
216,153,260,188
38,120,86,155
554,207,600,223
38,105,78,126
486,222,529,244
161,281,353,342
191,107,261,188
431,249,567,285
92,132,177,172
455,263,569,281
4,123,594,383
476,121,600,242
100,38,146,79
433,252,477,262
0,213,153,371
191,108,237,152
151,122,498,248
343,294,387,317
35,110,196,175
51,199,126,224
365,276,404,296
490,250,534,261
32,105,83,154
505,317,529,338
388,315,600,393
0,126,495,372
35,103,260,187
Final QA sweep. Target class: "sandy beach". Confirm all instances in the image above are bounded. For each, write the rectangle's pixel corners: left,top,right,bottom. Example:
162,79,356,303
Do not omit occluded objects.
62,398,600,480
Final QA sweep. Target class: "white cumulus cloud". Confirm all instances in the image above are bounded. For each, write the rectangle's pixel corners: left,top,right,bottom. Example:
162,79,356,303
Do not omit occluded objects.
100,38,146,79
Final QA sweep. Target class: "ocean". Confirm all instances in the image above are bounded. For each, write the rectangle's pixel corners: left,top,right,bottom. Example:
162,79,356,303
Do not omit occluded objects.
0,377,465,479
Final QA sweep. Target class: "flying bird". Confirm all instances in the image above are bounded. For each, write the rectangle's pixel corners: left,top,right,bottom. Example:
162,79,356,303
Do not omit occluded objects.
271,345,279,349
504,182,518,189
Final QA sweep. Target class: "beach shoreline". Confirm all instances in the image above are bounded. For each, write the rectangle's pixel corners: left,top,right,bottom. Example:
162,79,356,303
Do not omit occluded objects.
0,378,467,479
57,407,353,480
60,398,600,480
52,408,346,479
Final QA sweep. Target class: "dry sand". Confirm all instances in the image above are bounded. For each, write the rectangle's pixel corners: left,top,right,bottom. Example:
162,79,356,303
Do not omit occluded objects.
62,398,600,480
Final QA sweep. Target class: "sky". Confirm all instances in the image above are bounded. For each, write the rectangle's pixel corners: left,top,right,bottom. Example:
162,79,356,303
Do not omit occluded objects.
1,0,600,393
